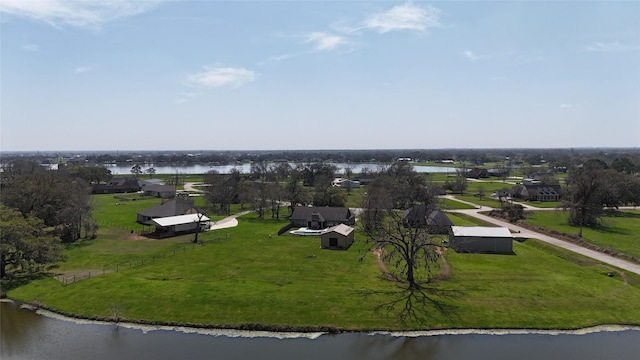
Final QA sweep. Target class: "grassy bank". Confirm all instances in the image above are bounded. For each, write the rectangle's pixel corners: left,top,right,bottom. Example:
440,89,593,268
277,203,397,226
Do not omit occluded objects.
8,213,640,331
524,210,640,259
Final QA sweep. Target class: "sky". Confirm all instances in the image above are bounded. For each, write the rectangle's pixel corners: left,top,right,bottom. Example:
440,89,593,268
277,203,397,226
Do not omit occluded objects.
1,0,639,152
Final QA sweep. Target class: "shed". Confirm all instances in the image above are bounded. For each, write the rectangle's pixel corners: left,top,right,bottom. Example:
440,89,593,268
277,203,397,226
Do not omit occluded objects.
449,226,513,254
151,213,210,236
320,224,355,249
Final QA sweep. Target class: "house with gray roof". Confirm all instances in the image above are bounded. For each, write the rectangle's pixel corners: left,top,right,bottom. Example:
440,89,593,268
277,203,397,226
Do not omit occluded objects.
289,206,355,230
137,198,198,223
402,205,453,234
142,184,176,198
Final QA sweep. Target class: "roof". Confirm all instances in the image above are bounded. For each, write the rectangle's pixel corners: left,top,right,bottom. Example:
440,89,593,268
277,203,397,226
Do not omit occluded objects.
323,224,354,236
451,226,512,238
289,206,353,222
138,198,195,218
151,213,210,227
143,184,176,192
402,206,453,227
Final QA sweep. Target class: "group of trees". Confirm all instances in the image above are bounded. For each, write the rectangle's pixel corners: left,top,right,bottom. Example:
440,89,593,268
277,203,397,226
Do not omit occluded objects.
1,160,98,278
203,162,350,219
564,158,640,236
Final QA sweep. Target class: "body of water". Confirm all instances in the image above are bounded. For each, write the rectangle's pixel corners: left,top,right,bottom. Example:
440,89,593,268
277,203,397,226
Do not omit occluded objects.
2,301,639,360
105,163,456,175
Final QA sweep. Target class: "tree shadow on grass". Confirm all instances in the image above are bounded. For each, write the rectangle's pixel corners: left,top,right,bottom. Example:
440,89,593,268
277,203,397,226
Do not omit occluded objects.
0,272,51,296
356,285,462,326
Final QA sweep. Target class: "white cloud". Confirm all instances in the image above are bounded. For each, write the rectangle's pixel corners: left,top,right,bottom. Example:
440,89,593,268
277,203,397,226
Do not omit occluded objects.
463,50,488,62
560,104,573,109
174,92,198,104
21,43,40,52
585,41,639,52
364,2,441,33
73,66,93,74
259,53,298,66
304,32,347,51
0,0,161,29
186,67,258,88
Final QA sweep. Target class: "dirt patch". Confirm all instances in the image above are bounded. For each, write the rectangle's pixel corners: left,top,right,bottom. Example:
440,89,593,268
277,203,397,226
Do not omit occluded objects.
372,247,451,284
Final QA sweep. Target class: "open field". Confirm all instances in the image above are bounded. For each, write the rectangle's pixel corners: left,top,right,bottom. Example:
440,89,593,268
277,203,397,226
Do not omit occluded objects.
524,210,640,259
8,210,640,330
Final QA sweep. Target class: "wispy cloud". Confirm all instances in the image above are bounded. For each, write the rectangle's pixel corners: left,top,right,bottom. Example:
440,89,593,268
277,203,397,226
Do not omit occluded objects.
363,2,441,33
186,66,258,88
73,65,94,74
585,41,639,52
0,0,161,29
20,43,40,52
174,92,198,104
305,32,347,51
259,53,299,66
463,50,488,62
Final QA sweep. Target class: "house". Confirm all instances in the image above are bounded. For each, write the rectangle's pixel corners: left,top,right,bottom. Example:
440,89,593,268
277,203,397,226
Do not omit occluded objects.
91,177,140,194
339,179,360,189
353,177,374,186
140,178,164,187
320,224,355,249
289,206,355,230
520,184,561,202
142,184,176,198
449,226,513,254
402,206,453,234
466,168,489,179
137,198,198,223
150,213,210,237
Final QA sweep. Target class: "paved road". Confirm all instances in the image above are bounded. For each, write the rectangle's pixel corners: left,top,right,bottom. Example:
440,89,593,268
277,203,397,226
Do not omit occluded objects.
444,199,640,275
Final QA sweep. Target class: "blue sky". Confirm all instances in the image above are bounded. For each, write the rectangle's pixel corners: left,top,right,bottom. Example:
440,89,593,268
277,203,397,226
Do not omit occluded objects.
1,1,639,151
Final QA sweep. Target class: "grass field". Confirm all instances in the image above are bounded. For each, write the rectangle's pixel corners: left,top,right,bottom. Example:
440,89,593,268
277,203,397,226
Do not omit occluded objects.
524,210,640,259
8,206,640,330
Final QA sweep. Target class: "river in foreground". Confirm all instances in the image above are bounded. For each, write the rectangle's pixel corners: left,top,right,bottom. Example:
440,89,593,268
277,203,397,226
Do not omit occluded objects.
2,301,639,360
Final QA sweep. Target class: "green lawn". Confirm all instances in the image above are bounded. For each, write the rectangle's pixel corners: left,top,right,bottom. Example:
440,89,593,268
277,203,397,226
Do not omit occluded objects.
8,212,640,330
524,210,640,259
437,198,476,210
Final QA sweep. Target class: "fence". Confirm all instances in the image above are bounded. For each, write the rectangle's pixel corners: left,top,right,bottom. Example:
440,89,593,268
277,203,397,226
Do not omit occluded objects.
53,232,231,286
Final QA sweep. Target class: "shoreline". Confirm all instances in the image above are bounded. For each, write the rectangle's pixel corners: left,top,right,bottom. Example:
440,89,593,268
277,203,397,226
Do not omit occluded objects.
4,298,639,339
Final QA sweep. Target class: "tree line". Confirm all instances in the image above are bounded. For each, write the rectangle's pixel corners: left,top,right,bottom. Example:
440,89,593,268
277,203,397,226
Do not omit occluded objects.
1,160,99,278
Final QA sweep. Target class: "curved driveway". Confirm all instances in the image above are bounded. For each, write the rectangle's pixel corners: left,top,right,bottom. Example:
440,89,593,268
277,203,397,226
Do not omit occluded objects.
445,199,640,275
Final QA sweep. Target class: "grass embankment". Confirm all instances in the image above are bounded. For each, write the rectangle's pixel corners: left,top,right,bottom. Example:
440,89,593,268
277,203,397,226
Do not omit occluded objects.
8,211,640,330
524,210,640,260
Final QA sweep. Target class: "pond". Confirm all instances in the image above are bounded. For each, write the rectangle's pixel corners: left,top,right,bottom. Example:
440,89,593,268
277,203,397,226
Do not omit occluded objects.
2,301,639,360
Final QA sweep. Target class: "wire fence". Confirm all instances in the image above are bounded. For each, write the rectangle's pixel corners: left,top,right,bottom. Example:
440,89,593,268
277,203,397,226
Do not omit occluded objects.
53,232,231,286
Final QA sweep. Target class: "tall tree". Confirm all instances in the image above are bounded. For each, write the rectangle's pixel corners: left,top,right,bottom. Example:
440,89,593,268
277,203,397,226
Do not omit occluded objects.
145,167,156,179
563,159,621,236
0,206,65,278
130,164,142,179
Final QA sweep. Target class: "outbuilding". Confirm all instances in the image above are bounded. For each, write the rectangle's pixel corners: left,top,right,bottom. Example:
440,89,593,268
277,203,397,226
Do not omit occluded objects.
320,224,355,250
150,213,210,237
449,226,513,254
